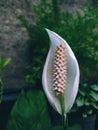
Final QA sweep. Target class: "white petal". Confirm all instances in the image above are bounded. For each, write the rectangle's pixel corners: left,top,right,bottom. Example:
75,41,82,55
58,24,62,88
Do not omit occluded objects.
42,29,80,114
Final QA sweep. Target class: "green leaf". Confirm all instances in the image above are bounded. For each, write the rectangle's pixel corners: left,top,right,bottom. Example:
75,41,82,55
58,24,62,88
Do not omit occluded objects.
3,58,11,68
76,96,85,107
91,102,98,110
0,58,11,72
89,91,98,101
6,90,51,130
84,99,90,106
90,85,98,91
79,90,86,96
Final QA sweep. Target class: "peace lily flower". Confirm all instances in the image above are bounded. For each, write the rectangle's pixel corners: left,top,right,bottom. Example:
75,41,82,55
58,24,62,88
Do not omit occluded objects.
42,29,80,117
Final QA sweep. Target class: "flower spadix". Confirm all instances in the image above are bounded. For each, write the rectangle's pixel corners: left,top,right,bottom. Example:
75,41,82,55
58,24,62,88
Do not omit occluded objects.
42,29,79,115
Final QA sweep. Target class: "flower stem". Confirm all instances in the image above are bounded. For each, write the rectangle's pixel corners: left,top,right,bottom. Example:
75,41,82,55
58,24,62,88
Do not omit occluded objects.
62,114,68,130
58,94,68,130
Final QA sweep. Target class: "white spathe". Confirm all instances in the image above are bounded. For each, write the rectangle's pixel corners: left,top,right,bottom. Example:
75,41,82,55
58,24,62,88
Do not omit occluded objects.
42,29,80,114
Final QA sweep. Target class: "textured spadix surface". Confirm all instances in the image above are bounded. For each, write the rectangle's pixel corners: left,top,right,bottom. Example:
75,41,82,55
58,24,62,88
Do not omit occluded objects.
42,29,80,114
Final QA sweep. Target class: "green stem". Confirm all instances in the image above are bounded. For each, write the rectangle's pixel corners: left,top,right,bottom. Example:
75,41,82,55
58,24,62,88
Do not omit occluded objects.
62,114,68,130
58,94,68,130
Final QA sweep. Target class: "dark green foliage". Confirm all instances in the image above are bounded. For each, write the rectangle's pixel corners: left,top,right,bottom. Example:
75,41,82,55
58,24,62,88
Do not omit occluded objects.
53,8,98,84
18,0,64,87
32,0,60,28
6,89,81,130
32,1,98,84
6,90,51,130
71,84,98,117
19,15,50,87
24,27,49,87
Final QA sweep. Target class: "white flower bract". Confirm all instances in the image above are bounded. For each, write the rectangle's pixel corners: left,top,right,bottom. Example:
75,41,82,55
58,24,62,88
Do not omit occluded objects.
42,29,80,114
